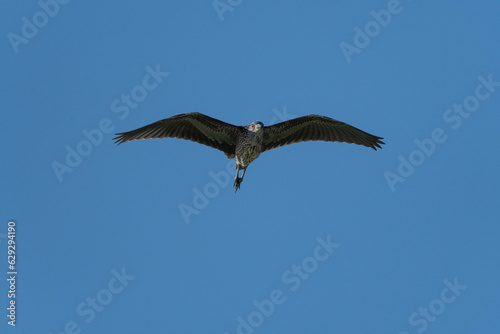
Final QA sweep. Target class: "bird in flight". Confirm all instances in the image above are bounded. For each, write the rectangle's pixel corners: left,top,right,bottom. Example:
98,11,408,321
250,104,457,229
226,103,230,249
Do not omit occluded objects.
114,113,384,192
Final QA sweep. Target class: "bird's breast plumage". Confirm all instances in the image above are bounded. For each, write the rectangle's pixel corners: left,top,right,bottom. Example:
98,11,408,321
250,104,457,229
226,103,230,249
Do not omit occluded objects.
235,130,263,168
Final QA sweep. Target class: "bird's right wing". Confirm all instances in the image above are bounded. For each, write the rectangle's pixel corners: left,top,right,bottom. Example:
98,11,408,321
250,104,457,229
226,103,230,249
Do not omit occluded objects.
113,113,242,156
262,115,384,152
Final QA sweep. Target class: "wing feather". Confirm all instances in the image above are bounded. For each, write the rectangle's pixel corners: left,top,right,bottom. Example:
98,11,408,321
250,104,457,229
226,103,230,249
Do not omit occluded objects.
113,112,242,156
262,115,384,151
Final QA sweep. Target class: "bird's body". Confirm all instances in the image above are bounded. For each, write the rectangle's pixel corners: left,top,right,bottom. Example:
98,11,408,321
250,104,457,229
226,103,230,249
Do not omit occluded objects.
114,113,384,191
233,122,264,189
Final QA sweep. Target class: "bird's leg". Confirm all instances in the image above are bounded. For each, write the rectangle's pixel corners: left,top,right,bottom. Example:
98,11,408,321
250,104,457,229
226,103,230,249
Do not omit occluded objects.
234,165,241,192
233,166,246,192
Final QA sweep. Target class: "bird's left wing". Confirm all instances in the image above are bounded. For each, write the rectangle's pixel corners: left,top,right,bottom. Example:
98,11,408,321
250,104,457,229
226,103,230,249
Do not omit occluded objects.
262,115,384,152
113,112,242,156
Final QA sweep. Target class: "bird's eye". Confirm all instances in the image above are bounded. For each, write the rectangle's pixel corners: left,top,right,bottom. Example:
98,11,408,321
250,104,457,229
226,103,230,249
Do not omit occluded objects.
251,124,255,129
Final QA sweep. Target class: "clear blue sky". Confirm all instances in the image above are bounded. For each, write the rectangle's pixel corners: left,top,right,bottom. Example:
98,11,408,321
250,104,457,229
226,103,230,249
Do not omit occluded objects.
2,1,499,333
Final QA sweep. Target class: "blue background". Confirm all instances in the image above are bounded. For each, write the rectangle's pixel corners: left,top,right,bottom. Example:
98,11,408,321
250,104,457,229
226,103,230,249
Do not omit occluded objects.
2,1,499,333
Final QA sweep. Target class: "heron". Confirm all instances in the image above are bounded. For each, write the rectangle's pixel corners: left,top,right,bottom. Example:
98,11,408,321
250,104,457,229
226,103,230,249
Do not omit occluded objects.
114,113,384,191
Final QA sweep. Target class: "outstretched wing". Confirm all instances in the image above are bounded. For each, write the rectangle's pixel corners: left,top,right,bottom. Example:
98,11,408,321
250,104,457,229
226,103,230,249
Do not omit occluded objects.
113,112,242,156
262,115,384,152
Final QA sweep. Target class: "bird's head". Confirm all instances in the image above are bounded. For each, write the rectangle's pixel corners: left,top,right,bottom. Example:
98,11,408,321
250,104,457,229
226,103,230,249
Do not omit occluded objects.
248,121,264,134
